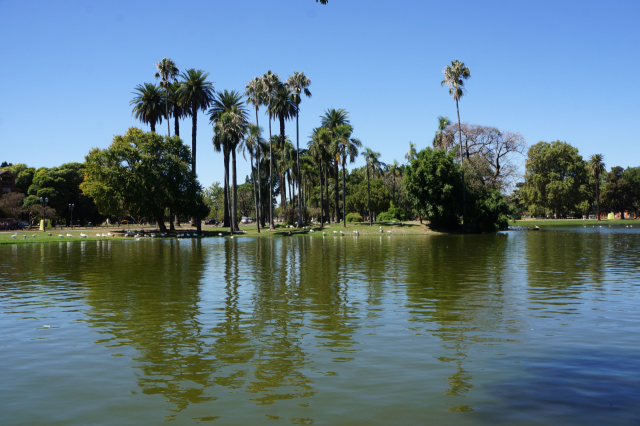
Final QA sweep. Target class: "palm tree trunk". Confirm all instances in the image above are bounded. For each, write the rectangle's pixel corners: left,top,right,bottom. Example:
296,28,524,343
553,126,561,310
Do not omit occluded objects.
169,207,175,231
334,161,340,222
319,165,323,227
367,163,372,226
456,98,466,232
191,108,199,230
223,151,230,228
296,108,302,227
251,153,260,233
596,172,601,221
255,107,261,231
268,111,274,230
166,82,170,136
342,160,347,227
174,106,180,137
151,122,156,133
324,167,330,224
232,148,238,232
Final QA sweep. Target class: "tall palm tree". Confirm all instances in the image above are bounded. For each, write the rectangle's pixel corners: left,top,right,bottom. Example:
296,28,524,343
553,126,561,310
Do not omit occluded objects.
387,160,403,204
286,72,312,226
209,90,248,230
588,154,606,221
245,77,266,229
130,83,165,133
212,105,247,233
177,69,214,233
321,108,350,222
241,123,264,232
169,81,186,137
433,116,452,149
268,84,296,211
154,58,179,136
363,147,385,226
261,70,281,230
442,59,471,231
334,124,361,227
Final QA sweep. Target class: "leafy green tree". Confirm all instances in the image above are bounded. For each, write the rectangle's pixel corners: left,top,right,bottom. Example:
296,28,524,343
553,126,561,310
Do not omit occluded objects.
155,57,179,136
441,59,471,229
520,141,589,217
465,185,510,232
130,83,165,133
286,71,312,227
601,166,633,219
346,179,390,221
81,128,207,233
587,154,606,220
362,147,385,225
623,167,640,217
203,182,224,221
405,147,461,229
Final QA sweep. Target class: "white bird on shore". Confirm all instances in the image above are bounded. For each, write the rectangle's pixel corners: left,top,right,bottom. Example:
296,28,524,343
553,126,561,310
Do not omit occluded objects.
59,234,65,238
107,233,112,237
101,233,107,237
11,233,17,239
80,233,87,238
48,233,52,236
23,235,27,239
66,233,73,237
387,231,392,235
32,234,36,238
310,229,315,233
323,232,326,235
333,231,337,234
218,233,222,236
96,233,101,237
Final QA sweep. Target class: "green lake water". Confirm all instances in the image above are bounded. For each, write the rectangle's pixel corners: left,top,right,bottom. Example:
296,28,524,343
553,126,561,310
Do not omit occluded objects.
1,228,640,425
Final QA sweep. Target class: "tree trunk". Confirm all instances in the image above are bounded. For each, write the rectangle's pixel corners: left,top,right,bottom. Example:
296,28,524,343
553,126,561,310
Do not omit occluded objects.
251,153,260,233
268,108,274,230
191,108,198,230
156,215,167,233
342,161,347,227
456,98,466,232
174,106,180,137
232,148,238,232
367,166,372,226
296,108,302,227
166,83,170,137
334,161,340,222
169,208,175,231
280,172,286,212
223,151,230,228
255,107,261,231
596,172,601,221
324,167,330,224
151,122,156,133
319,165,324,227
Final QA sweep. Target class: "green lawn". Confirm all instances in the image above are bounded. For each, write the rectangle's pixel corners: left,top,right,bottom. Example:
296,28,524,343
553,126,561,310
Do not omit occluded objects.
0,220,438,244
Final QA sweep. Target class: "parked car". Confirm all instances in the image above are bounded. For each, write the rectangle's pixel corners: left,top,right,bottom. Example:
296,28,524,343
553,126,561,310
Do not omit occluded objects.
204,219,218,225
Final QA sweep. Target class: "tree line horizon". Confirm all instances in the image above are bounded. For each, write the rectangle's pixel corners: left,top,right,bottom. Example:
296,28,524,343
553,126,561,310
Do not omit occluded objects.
2,58,639,232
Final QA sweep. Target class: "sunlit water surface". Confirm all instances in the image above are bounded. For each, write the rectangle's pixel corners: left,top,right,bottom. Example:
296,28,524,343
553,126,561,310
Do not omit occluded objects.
2,227,640,425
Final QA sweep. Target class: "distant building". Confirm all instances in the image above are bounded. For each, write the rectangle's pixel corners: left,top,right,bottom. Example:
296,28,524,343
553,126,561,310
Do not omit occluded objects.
0,170,17,198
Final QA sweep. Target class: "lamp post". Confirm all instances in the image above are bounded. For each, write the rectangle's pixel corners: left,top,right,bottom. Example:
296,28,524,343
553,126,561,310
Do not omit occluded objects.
69,203,75,230
214,202,219,226
40,197,49,232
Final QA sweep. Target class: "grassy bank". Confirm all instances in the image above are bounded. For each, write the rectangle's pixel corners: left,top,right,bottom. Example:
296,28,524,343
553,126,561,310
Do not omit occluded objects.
0,221,438,244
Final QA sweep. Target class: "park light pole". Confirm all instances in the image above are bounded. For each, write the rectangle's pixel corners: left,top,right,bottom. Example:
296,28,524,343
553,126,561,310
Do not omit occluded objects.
69,203,75,230
40,197,49,232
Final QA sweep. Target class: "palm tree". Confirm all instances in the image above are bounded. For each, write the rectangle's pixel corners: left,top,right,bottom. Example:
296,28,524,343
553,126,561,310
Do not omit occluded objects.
241,123,264,232
245,77,266,229
588,154,606,221
405,142,417,162
209,90,248,231
130,83,165,133
387,160,403,204
154,58,179,136
442,59,471,231
363,147,385,226
334,124,361,227
212,105,247,233
286,72,312,226
321,108,350,222
433,116,452,149
177,69,215,176
268,84,296,212
169,81,186,137
261,71,281,230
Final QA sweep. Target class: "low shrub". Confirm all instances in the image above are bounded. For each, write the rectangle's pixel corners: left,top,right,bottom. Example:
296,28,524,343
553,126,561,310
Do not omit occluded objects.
346,212,362,223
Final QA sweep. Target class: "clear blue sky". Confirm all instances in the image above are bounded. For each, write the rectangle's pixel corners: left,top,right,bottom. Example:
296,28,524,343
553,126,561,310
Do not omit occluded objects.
1,0,638,190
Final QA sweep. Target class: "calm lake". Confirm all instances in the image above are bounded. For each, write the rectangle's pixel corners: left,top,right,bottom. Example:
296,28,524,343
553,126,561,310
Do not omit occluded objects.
2,227,640,425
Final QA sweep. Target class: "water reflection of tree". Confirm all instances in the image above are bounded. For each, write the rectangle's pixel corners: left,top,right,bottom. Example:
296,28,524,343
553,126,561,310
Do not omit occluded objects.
82,240,218,414
404,234,509,412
